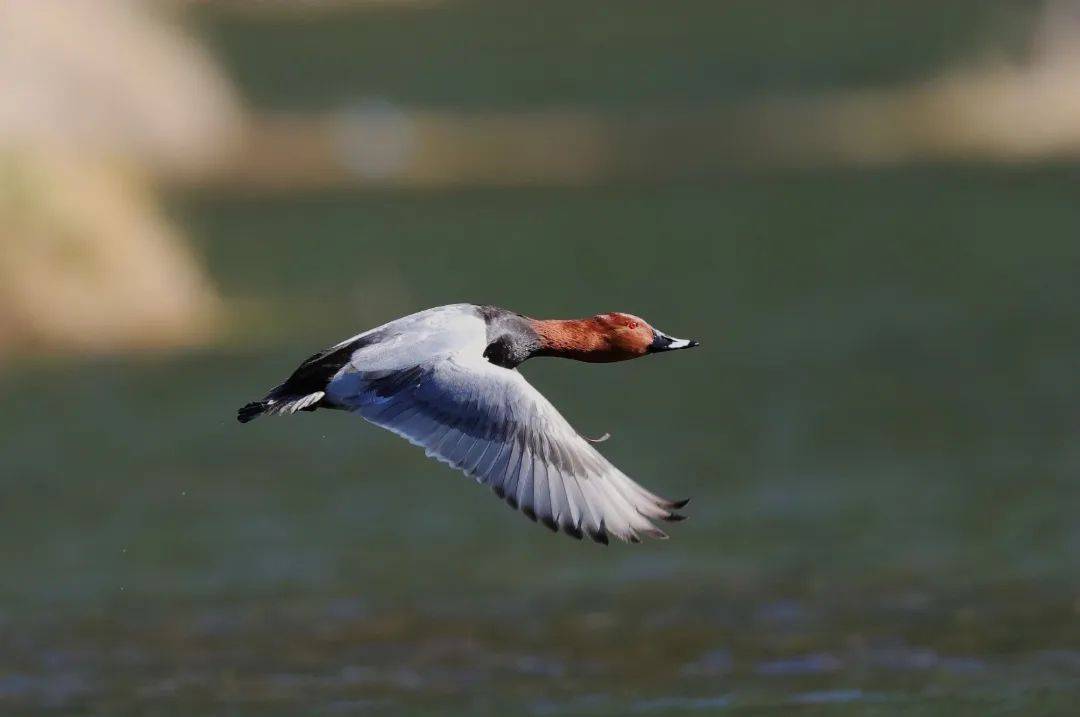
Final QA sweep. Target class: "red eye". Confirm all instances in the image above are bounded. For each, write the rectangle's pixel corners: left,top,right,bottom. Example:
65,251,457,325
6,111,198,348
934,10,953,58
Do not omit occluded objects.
628,321,639,329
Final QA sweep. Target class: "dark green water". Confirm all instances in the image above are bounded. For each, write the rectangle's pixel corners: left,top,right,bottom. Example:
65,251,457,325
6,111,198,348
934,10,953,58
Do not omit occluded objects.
195,0,1024,112
2,168,1078,713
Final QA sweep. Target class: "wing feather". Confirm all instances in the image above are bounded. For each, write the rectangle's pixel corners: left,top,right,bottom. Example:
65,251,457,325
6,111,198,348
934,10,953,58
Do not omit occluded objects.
329,354,686,542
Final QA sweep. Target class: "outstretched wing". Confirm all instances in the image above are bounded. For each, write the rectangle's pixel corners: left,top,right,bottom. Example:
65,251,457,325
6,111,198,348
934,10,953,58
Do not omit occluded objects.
328,354,687,543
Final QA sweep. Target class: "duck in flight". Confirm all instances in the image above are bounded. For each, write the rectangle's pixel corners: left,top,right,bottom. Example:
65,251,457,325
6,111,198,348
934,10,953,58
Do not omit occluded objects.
237,304,699,544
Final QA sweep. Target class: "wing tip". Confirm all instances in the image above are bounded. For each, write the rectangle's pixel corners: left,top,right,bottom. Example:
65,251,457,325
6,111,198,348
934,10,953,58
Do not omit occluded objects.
642,525,669,540
587,520,609,545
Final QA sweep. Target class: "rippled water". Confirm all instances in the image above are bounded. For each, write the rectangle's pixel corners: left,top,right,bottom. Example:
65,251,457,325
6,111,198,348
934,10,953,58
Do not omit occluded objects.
4,587,1079,714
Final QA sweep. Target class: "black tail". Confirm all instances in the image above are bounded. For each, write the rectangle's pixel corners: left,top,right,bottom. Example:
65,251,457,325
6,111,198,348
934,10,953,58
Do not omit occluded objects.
237,334,368,425
236,390,327,423
237,401,268,423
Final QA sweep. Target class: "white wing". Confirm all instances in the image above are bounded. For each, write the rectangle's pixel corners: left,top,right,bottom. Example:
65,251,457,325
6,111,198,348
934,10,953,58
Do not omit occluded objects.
335,303,488,373
327,353,687,543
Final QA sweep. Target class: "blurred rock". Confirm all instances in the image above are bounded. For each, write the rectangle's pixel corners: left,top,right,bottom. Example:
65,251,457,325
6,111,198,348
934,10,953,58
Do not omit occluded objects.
0,0,241,179
0,151,220,358
0,1,241,361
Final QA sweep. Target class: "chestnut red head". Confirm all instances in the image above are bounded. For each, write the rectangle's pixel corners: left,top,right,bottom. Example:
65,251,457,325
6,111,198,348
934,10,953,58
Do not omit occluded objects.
595,312,699,359
532,312,698,363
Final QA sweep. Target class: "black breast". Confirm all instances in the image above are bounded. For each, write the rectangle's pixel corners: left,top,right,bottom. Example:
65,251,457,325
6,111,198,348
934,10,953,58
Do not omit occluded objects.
477,305,540,369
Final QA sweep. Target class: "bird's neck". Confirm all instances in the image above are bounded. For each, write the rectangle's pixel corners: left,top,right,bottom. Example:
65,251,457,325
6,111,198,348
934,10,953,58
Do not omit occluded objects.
530,318,618,362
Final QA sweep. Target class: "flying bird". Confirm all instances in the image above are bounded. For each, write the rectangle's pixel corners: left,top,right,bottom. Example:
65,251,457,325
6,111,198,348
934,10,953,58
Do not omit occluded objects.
237,304,699,543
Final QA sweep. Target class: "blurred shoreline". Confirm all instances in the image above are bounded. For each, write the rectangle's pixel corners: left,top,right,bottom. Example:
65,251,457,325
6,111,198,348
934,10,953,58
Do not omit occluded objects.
6,0,1080,360
192,74,1080,193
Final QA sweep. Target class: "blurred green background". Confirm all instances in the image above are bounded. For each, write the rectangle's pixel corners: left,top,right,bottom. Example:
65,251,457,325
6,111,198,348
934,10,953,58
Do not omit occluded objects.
1,2,1078,715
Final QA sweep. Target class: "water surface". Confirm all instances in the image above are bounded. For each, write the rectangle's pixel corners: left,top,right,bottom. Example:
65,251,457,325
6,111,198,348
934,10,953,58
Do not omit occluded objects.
2,169,1078,713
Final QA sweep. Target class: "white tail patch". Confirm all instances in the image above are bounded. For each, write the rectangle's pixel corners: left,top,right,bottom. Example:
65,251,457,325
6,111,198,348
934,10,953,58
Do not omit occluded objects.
267,391,325,416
